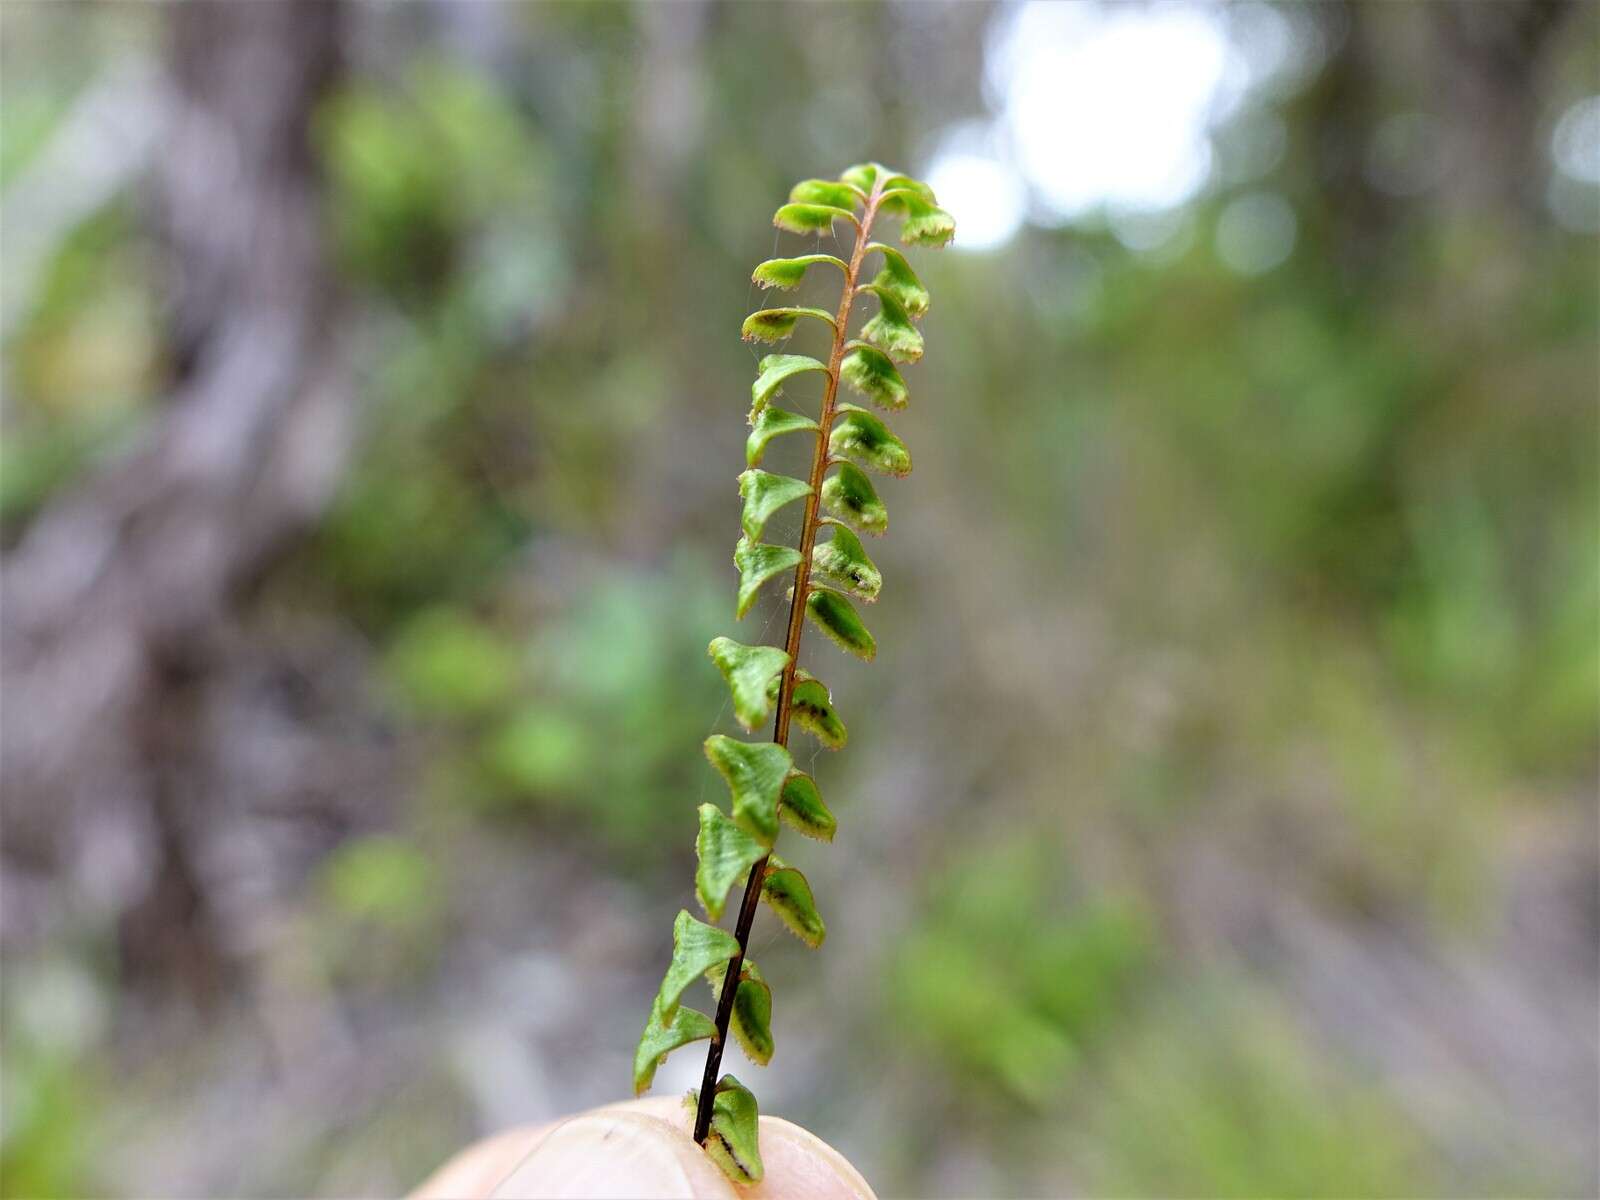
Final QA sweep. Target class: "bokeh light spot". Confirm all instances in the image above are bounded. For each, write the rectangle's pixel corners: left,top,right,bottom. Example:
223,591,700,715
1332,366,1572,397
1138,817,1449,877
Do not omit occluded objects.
1215,191,1297,275
990,1,1236,219
925,151,1026,252
1551,94,1600,184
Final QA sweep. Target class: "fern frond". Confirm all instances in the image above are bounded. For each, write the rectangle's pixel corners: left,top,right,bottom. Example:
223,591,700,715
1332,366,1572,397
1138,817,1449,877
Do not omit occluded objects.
635,164,954,1182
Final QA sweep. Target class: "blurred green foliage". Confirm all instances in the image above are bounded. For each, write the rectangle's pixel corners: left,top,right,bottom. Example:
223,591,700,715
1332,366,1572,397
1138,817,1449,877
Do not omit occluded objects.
320,835,441,931
1078,993,1438,1198
376,562,727,853
314,835,447,989
386,608,520,719
2,202,158,527
0,963,109,1199
0,1048,99,1200
890,840,1151,1107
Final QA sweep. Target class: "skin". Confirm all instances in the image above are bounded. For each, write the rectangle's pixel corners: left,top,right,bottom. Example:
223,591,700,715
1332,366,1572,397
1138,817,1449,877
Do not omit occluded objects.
412,1098,876,1200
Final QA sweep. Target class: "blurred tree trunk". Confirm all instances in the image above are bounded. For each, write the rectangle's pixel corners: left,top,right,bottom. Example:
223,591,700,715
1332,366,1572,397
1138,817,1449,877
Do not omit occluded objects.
1,1,347,998
1429,0,1574,215
1293,0,1576,275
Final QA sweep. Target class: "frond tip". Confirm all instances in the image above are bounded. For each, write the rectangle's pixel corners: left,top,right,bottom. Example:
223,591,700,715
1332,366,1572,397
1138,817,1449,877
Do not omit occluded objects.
839,161,885,193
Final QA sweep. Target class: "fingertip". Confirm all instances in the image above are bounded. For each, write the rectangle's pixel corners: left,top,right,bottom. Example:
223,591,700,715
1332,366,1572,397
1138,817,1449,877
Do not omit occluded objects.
746,1115,877,1200
604,1099,876,1199
416,1098,876,1200
489,1107,736,1199
411,1123,554,1200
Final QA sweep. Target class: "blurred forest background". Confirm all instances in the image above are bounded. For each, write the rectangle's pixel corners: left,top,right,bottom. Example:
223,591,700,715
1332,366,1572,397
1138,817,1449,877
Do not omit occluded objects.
2,2,1596,1197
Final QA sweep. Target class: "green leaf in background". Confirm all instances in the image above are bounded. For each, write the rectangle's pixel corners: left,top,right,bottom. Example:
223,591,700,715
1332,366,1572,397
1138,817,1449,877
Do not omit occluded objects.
385,607,516,717
745,407,819,469
741,307,837,344
791,670,848,750
688,1075,764,1184
789,179,864,209
891,926,1076,1107
695,803,766,921
779,771,837,842
734,538,802,620
859,285,925,363
706,959,774,1066
657,909,741,1020
484,706,589,793
889,842,1153,1108
829,405,912,477
812,524,882,602
703,735,792,845
751,353,828,416
762,857,826,948
840,344,909,411
738,469,812,543
752,254,847,291
320,835,440,931
772,202,856,236
866,244,930,318
0,407,141,525
707,637,789,729
633,997,716,1096
806,589,877,660
820,463,888,535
